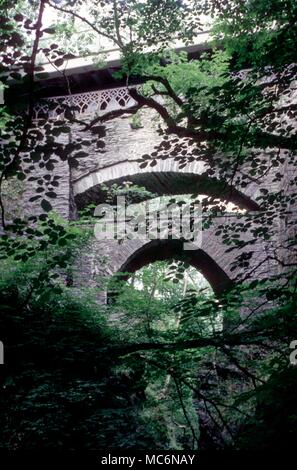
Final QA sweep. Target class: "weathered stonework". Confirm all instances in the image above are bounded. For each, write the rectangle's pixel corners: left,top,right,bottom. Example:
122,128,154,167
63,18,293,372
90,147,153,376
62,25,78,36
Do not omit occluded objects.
18,82,296,303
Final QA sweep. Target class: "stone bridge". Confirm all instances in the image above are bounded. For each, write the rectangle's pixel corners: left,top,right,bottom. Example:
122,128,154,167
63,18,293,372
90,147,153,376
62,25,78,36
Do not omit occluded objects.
19,76,295,303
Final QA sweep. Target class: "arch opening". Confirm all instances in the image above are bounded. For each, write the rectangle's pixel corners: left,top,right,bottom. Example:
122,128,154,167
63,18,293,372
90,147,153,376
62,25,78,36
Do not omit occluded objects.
107,239,233,302
74,170,260,212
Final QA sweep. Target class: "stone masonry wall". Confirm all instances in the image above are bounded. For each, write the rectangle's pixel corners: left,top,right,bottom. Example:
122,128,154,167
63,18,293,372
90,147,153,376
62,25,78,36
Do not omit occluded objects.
18,82,297,302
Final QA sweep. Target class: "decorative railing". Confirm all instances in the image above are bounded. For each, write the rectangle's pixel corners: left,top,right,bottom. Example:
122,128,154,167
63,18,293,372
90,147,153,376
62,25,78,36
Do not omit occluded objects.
34,86,137,120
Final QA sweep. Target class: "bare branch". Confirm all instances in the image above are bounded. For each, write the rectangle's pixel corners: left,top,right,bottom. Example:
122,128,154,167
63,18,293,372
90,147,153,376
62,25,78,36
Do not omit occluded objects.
47,1,121,47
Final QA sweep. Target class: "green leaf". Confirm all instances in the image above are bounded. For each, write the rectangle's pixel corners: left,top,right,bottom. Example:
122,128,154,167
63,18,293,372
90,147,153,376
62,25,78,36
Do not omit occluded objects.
41,199,52,212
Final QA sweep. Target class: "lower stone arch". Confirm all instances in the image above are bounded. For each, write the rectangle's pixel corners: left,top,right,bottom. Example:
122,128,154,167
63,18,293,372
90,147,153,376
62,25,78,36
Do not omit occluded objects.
107,239,233,303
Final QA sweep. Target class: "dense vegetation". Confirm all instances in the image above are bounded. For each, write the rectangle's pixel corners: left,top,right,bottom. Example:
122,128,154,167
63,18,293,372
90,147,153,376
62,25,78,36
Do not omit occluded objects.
0,0,296,450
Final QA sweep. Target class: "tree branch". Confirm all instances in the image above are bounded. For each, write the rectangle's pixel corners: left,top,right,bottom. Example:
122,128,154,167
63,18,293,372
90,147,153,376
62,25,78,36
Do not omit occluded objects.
47,1,122,47
84,104,141,131
143,75,184,108
100,331,273,358
128,87,215,142
113,0,124,48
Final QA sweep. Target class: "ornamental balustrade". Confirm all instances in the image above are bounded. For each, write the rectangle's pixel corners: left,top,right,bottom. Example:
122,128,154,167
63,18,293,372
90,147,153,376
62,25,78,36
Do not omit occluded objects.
34,86,137,120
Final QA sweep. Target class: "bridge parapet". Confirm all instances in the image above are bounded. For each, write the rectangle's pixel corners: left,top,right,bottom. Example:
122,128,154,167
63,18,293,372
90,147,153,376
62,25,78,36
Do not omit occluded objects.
34,86,137,120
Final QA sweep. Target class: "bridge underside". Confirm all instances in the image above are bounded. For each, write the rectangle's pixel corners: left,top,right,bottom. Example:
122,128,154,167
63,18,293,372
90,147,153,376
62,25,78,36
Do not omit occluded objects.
74,170,260,211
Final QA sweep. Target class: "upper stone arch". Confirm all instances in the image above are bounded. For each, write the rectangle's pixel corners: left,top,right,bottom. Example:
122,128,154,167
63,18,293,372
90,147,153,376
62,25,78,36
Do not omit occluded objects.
73,159,260,211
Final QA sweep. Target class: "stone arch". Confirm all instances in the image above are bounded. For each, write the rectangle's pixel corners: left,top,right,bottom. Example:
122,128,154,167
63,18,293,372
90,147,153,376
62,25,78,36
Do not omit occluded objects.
72,158,266,305
73,159,260,211
110,239,232,297
73,215,271,306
